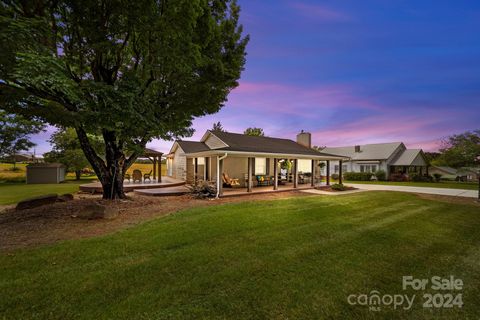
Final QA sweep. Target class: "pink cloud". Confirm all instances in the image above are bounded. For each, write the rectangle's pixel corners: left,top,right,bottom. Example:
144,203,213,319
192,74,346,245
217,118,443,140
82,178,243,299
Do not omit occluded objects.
290,2,351,22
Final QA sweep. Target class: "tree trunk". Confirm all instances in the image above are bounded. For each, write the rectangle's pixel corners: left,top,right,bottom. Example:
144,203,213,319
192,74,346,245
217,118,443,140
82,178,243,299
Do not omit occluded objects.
75,127,143,200
75,170,81,180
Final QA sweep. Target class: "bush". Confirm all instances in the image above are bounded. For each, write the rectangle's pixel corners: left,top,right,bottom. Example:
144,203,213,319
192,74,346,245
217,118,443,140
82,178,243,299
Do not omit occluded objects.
375,170,386,181
330,183,346,191
343,172,373,181
390,173,407,182
330,173,339,180
410,174,433,182
433,173,442,182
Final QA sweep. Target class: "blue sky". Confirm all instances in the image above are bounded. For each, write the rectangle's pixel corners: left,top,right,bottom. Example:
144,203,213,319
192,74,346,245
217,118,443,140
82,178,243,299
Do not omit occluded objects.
31,0,480,154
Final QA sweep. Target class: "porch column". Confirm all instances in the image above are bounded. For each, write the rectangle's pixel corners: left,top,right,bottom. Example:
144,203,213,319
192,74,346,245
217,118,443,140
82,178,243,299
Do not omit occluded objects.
311,160,315,187
218,156,224,196
194,157,198,184
247,157,253,192
273,158,278,190
158,158,162,182
293,159,298,188
205,157,209,180
153,157,157,180
326,160,330,186
339,160,343,184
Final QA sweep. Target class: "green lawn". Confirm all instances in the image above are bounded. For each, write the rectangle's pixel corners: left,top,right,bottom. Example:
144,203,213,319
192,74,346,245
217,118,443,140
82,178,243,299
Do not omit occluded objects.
0,180,86,205
1,192,479,319
344,180,479,190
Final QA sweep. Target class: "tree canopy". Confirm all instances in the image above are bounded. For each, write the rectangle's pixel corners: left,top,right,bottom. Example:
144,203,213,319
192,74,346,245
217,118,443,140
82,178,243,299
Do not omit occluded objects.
211,121,226,132
433,130,480,168
0,0,248,198
244,127,264,136
44,128,103,180
0,110,45,160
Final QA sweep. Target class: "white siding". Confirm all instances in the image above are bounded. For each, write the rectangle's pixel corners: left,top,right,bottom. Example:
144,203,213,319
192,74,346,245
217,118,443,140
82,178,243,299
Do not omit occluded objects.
204,133,228,149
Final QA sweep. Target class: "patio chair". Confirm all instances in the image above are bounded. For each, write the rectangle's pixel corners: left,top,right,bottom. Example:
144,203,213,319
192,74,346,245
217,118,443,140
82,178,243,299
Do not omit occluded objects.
223,173,240,188
132,169,142,183
144,170,152,182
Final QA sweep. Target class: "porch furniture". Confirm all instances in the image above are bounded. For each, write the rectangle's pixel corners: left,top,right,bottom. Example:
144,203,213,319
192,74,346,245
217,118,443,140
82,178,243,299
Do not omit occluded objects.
256,175,273,186
223,173,240,188
144,170,152,182
132,169,142,183
125,173,131,182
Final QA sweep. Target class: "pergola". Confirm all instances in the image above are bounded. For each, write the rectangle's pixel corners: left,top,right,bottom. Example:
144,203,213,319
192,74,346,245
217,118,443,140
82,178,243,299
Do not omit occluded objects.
143,148,163,182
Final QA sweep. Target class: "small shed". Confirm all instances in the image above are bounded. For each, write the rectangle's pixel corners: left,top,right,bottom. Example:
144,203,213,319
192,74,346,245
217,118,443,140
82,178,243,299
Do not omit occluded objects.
26,163,66,184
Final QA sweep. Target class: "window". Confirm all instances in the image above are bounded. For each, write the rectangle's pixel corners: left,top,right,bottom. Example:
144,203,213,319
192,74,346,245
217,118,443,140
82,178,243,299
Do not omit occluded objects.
298,159,311,173
360,165,377,173
197,157,205,165
334,165,339,173
255,157,266,175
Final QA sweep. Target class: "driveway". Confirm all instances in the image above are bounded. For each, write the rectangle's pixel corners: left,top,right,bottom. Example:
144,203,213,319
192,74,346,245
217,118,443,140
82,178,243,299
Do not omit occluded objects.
345,183,478,198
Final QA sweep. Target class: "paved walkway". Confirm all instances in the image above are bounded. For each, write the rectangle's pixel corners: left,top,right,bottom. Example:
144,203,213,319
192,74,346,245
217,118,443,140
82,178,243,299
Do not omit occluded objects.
344,183,478,198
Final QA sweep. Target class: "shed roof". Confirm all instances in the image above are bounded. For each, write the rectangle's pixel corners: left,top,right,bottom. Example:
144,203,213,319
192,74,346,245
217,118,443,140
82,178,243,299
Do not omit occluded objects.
27,163,65,168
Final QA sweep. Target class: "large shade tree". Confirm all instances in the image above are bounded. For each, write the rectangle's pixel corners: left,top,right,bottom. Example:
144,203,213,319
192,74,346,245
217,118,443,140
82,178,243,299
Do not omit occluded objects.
0,0,248,199
434,130,480,168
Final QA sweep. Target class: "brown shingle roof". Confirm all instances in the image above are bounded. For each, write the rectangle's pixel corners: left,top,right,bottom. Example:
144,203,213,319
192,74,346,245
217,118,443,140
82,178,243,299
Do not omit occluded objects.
210,131,339,157
176,141,210,153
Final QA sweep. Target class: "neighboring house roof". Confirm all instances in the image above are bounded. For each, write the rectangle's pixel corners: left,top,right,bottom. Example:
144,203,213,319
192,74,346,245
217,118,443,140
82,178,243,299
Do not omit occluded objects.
391,149,425,166
206,131,339,157
176,141,210,153
323,142,403,160
430,166,458,175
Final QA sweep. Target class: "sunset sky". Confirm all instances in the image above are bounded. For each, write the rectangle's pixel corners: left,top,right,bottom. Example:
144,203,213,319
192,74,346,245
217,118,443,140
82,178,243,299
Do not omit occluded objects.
31,0,480,154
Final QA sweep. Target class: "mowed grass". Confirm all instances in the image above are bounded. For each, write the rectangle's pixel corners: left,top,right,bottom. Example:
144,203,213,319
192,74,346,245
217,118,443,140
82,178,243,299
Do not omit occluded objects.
0,180,86,205
0,162,167,205
1,192,479,319
345,180,479,190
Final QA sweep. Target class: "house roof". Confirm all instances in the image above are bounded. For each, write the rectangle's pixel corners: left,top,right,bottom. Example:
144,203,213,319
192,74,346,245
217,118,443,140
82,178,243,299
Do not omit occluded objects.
431,166,457,175
391,149,424,166
322,142,403,160
207,131,340,157
176,141,210,153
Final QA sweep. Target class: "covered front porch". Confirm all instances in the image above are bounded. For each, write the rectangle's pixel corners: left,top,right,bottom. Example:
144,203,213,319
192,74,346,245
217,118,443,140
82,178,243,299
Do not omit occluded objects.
184,151,346,197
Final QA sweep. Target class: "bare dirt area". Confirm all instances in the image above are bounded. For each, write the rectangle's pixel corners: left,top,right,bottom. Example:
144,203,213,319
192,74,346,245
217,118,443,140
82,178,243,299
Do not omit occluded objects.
0,191,313,252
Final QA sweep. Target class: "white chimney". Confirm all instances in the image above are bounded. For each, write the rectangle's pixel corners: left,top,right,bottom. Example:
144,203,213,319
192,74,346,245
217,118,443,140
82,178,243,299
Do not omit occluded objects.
296,130,311,148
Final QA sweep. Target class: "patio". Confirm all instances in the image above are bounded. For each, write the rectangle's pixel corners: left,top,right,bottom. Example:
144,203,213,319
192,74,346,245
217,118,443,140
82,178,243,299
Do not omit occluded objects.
79,176,185,193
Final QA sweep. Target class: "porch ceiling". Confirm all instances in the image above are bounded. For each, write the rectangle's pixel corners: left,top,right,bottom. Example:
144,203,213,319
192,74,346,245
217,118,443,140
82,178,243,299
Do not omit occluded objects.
183,150,347,160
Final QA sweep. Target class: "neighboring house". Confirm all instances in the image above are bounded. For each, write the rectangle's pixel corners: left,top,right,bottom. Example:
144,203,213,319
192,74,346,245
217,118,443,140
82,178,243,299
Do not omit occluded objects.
322,142,428,178
167,130,345,195
428,166,458,180
429,166,479,182
458,168,479,182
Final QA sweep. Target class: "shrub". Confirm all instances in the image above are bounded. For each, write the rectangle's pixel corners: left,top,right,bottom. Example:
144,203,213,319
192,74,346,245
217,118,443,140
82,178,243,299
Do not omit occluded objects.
410,174,433,182
330,173,339,180
433,173,442,182
375,170,386,181
390,173,407,182
330,183,346,191
343,172,373,181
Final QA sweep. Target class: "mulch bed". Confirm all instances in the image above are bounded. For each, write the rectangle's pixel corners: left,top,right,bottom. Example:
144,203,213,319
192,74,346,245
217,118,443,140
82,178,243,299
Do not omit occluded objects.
0,191,313,252
315,185,358,192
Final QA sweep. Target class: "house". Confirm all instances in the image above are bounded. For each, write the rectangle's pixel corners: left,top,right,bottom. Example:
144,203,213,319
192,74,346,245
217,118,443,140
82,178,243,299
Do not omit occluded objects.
428,166,458,180
428,166,479,182
322,142,428,178
167,130,346,196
